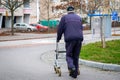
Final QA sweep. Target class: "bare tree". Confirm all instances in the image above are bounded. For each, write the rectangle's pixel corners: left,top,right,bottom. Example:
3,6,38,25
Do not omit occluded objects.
40,0,51,29
87,0,103,14
54,0,109,15
87,0,104,30
0,0,34,35
87,0,113,48
54,0,86,14
40,0,60,31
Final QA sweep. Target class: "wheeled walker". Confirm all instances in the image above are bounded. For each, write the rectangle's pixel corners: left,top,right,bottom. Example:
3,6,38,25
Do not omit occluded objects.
54,42,80,77
54,42,66,77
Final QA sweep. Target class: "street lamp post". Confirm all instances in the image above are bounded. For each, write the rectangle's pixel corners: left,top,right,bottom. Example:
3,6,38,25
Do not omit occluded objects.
80,0,82,14
36,0,40,22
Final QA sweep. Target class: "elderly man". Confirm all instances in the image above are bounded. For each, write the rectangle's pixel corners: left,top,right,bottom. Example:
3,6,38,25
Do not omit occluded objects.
57,6,83,79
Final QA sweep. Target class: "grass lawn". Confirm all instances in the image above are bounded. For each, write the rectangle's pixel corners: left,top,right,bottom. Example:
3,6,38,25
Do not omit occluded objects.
80,40,120,65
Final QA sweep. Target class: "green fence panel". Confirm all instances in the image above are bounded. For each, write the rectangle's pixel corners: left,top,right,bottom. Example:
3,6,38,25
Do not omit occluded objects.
39,20,59,28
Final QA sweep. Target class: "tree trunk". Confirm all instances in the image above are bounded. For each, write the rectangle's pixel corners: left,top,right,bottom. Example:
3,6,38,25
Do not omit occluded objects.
100,17,106,48
90,16,92,29
11,10,14,35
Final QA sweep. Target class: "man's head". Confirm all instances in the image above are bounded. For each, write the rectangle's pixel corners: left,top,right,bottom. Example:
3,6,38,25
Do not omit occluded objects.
67,6,74,13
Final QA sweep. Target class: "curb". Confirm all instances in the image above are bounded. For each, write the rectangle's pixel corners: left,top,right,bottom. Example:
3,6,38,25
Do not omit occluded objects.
40,49,120,72
0,36,55,42
79,59,120,71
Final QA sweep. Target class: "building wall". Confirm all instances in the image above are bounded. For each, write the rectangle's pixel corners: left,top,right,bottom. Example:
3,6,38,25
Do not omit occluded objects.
0,0,39,29
0,14,2,29
30,0,38,23
39,0,59,20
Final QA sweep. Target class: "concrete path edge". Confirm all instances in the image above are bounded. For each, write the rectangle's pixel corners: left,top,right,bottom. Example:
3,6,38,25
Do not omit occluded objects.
40,49,120,72
79,59,120,71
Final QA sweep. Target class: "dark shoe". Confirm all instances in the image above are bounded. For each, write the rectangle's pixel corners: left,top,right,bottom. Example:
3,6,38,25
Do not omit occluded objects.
69,68,77,78
70,74,77,79
69,68,80,75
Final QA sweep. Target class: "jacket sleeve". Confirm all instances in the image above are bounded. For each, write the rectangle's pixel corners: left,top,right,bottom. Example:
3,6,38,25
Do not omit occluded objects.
57,16,65,42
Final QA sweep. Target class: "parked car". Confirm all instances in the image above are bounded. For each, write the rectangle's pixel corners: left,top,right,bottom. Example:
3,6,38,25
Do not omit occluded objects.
30,23,48,32
14,23,37,32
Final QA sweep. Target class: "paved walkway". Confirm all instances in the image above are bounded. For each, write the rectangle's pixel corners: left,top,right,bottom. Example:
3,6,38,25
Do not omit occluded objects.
0,28,120,72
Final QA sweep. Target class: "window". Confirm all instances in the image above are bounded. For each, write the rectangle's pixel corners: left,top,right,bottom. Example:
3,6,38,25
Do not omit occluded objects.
15,0,19,8
21,24,25,26
52,6,54,12
51,0,60,3
61,0,68,2
5,0,9,8
16,24,20,26
50,0,54,2
0,0,1,6
24,0,30,8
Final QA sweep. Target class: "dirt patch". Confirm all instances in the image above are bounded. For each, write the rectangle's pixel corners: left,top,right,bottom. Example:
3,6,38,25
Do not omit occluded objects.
83,26,90,30
14,28,57,34
112,34,120,36
0,32,11,36
0,28,57,36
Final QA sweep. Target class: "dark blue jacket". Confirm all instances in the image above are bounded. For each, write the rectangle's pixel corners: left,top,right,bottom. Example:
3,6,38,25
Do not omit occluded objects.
57,12,83,42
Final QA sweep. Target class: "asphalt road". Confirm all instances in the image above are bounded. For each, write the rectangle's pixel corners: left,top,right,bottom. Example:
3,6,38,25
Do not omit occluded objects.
0,38,120,80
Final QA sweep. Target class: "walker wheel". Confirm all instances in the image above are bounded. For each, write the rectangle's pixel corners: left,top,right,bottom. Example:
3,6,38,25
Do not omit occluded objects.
57,67,61,77
54,66,57,74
